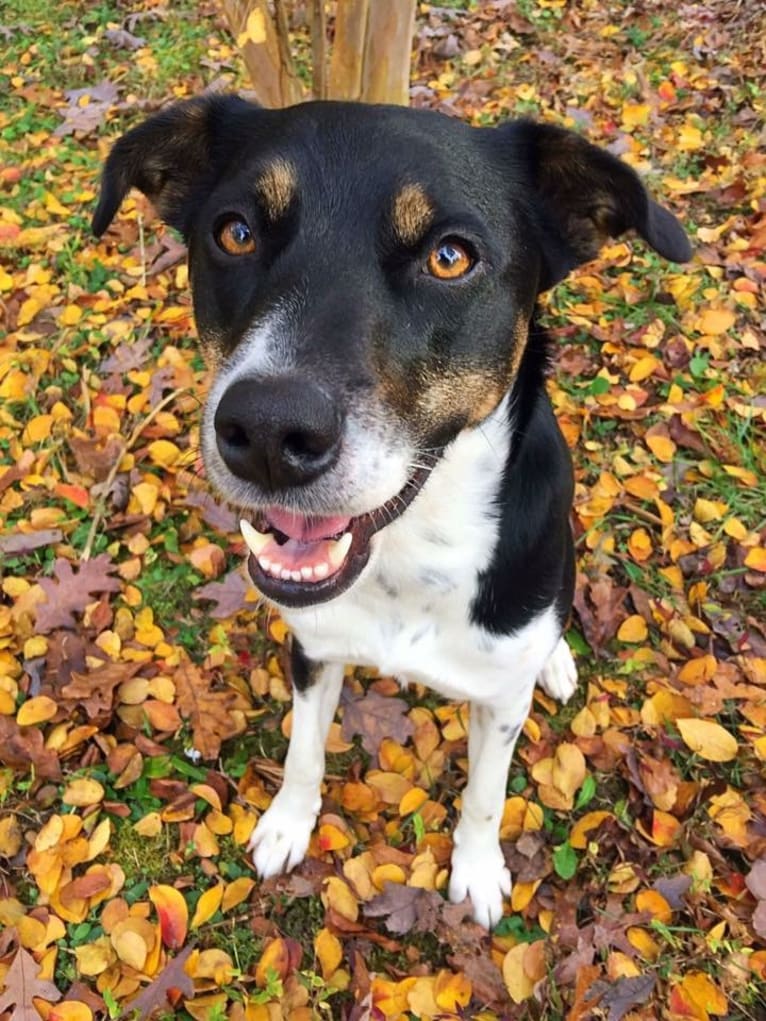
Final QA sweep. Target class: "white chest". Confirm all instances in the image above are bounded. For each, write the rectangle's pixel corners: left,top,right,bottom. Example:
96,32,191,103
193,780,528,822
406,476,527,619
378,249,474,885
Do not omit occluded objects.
281,405,561,704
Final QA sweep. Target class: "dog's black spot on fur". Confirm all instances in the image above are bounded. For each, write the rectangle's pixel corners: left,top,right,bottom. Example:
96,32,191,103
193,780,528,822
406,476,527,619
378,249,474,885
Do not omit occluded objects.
289,637,318,693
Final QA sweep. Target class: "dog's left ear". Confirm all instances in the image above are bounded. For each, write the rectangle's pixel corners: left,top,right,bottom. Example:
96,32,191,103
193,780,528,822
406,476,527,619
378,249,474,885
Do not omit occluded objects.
92,93,255,238
494,121,692,290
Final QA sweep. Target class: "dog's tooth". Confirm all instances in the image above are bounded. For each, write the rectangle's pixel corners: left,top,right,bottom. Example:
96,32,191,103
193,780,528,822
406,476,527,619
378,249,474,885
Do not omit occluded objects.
280,569,292,581
290,570,302,582
301,566,314,580
240,518,271,556
269,562,283,578
314,562,329,579
259,556,272,571
327,532,352,568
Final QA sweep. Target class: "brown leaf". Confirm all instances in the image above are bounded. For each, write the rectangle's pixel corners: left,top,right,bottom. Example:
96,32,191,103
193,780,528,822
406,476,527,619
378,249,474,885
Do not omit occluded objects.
0,947,62,1020
61,661,142,725
184,489,238,533
0,716,61,779
118,945,194,1021
746,859,766,901
173,655,247,759
341,689,414,760
54,82,119,137
363,883,442,935
0,529,63,555
35,555,121,632
194,569,251,619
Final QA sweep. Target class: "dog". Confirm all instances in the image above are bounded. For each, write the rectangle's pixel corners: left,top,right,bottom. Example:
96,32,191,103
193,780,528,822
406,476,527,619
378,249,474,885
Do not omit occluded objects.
93,94,691,928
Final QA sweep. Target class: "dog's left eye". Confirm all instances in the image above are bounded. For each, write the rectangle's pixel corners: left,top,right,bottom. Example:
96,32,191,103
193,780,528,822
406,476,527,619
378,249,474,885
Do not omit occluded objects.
216,218,256,256
426,239,474,280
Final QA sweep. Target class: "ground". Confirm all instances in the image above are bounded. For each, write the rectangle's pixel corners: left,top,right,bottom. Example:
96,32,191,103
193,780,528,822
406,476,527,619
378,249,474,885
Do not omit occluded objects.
0,1,765,1019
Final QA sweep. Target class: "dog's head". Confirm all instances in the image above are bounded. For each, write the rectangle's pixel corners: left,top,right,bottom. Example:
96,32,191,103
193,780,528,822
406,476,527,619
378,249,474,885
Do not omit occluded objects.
93,95,690,607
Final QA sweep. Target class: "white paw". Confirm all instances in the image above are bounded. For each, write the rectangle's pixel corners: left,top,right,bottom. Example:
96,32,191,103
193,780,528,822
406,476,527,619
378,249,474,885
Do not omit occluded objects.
448,843,511,929
537,637,578,704
248,795,317,878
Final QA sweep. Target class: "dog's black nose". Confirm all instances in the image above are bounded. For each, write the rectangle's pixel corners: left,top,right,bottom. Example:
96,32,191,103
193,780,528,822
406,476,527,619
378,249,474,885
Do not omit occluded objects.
214,376,344,489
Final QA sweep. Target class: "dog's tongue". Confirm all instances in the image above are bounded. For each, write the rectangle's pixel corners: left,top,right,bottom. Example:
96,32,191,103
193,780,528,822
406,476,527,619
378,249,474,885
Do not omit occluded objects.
265,508,352,542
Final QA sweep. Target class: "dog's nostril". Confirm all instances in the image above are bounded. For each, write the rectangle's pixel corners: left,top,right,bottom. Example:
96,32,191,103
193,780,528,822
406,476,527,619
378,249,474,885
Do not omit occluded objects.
283,430,329,460
219,422,249,449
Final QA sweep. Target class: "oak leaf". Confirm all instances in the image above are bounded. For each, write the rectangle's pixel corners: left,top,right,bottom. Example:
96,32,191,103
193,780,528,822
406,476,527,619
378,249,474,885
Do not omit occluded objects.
118,945,194,1021
341,689,414,760
173,655,247,759
35,555,121,632
0,947,62,1021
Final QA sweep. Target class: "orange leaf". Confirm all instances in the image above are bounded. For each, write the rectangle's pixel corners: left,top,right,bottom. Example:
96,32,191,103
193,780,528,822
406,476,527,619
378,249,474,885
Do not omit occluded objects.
54,483,90,508
636,889,672,923
434,969,472,1011
149,884,189,949
617,615,648,643
570,811,612,850
744,547,766,572
221,877,255,912
17,695,58,726
255,937,290,988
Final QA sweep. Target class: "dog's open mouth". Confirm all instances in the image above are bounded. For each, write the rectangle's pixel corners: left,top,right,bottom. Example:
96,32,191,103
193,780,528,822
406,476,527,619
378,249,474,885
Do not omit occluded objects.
239,464,435,607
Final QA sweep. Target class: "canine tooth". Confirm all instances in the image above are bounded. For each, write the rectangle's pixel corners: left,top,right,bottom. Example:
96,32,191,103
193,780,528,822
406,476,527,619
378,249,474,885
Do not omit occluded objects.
327,532,352,568
314,562,329,579
301,566,314,580
240,518,271,556
259,556,272,571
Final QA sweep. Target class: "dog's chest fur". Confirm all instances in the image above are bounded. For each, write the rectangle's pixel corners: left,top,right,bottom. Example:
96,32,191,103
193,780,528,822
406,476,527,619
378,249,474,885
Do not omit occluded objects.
281,400,560,703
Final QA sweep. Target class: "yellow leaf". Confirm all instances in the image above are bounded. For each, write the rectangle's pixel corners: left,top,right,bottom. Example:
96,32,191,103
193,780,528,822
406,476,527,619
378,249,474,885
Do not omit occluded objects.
399,786,428,817
678,123,704,151
744,547,766,572
636,889,672,923
60,304,83,326
22,414,54,445
502,944,535,1003
221,876,255,912
570,811,612,850
255,937,290,988
147,439,181,467
434,969,472,1010
315,927,342,980
697,308,735,335
17,695,57,726
62,778,104,807
617,615,648,643
628,527,652,562
679,971,728,1016
621,102,651,129
237,7,267,47
74,939,114,976
677,718,738,762
0,815,22,856
645,433,676,462
191,883,224,929
677,655,717,686
49,1001,93,1021
111,924,149,970
321,876,358,922
629,354,659,382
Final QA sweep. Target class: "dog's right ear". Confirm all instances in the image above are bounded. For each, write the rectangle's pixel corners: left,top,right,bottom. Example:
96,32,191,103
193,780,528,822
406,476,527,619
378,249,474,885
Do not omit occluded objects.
92,94,255,238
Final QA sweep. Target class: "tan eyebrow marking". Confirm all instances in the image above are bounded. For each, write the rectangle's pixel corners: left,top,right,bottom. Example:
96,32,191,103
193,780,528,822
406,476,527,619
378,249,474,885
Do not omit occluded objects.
255,159,296,220
392,183,435,245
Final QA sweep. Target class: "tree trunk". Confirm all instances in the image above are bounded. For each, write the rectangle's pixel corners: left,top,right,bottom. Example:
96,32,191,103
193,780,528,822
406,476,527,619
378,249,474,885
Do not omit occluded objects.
222,0,416,107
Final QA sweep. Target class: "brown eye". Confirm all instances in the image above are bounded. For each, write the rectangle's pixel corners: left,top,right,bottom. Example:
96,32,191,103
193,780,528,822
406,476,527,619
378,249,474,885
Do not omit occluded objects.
426,239,474,280
216,219,256,256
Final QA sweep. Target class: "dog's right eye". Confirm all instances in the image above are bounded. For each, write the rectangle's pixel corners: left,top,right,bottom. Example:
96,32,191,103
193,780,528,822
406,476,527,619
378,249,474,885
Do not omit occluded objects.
216,219,256,256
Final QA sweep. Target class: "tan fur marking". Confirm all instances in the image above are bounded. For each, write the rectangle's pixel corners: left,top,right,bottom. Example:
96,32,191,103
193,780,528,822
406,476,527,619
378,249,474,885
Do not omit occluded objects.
392,183,434,246
508,319,529,383
256,160,296,220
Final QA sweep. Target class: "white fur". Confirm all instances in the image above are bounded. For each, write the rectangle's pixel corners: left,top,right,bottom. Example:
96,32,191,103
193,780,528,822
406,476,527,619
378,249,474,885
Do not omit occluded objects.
201,305,414,518
247,399,578,926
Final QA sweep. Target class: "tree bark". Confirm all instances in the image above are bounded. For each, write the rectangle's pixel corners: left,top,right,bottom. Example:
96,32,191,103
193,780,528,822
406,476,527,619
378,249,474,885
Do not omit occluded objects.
220,0,302,107
361,0,415,106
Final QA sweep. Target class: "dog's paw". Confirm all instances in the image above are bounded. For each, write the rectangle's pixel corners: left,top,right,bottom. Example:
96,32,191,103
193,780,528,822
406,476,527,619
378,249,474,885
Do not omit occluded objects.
537,637,578,704
248,798,316,879
448,845,511,930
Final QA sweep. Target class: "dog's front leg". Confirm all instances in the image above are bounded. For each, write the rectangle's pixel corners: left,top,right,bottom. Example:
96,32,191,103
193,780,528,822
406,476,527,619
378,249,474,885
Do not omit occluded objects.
249,642,344,878
448,697,531,928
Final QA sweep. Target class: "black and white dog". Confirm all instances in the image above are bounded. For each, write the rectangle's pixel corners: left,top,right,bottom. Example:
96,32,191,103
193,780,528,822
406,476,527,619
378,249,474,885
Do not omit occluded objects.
93,95,690,927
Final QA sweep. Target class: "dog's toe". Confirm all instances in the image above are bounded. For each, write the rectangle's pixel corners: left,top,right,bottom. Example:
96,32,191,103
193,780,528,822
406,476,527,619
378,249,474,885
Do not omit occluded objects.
537,637,578,704
248,799,315,878
449,846,511,929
